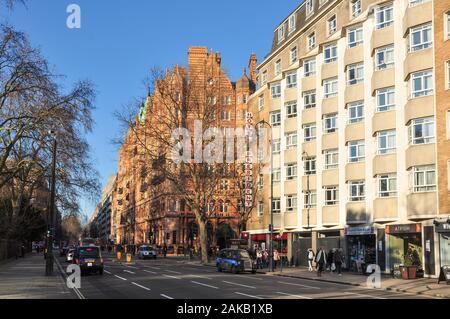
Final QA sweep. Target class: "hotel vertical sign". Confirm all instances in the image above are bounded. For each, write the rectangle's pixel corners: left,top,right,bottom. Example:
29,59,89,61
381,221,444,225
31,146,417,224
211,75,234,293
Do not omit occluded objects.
245,112,254,208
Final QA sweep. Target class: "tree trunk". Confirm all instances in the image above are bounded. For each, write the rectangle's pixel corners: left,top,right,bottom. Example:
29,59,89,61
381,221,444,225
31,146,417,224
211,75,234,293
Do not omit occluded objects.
197,217,208,265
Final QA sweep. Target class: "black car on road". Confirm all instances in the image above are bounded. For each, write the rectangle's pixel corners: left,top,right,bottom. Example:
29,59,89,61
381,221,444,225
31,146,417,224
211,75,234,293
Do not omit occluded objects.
73,246,104,275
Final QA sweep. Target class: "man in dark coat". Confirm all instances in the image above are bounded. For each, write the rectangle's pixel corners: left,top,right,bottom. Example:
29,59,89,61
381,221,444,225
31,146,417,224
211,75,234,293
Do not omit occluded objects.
315,247,327,277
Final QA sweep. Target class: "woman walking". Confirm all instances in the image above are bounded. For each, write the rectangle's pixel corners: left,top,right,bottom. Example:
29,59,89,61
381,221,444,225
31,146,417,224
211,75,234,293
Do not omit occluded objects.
307,248,315,272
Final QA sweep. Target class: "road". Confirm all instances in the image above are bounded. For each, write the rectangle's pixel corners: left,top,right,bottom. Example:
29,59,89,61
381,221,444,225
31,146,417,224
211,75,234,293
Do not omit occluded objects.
57,254,437,300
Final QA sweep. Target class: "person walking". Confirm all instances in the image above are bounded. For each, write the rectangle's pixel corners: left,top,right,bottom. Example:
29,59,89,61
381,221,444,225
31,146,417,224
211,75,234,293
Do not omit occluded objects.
262,249,269,268
315,247,327,277
327,249,334,272
307,248,315,272
163,243,167,258
256,249,263,269
334,248,344,276
273,249,280,270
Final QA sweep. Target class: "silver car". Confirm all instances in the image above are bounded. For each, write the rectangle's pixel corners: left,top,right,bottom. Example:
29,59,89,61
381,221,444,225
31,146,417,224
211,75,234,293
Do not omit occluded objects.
138,245,157,260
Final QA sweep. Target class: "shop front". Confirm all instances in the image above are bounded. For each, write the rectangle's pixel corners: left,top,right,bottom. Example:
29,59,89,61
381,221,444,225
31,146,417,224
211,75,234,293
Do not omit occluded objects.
386,223,423,278
250,234,267,250
292,232,313,267
436,221,450,268
345,226,376,273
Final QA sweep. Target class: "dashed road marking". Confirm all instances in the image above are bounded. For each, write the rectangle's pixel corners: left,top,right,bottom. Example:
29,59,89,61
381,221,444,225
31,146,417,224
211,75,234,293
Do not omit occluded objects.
222,281,256,289
276,292,312,299
234,292,263,299
115,275,127,281
161,294,174,299
131,282,151,291
191,281,219,289
163,274,181,280
277,281,320,290
123,270,135,274
144,270,157,275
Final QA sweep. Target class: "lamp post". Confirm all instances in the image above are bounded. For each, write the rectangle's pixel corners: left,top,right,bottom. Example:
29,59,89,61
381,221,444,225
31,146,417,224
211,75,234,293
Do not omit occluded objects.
46,131,57,276
255,120,274,272
302,151,313,233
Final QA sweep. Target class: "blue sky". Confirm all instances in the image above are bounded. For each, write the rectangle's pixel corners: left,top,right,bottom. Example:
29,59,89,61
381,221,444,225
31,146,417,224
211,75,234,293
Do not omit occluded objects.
2,0,301,221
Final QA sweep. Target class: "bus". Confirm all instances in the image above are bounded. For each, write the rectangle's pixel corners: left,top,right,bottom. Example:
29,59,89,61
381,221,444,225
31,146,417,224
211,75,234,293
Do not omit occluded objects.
79,237,100,247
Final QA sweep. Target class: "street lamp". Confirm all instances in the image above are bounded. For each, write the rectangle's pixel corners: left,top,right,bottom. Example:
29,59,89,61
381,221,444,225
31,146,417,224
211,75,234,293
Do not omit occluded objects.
46,130,57,276
302,151,313,232
255,120,274,272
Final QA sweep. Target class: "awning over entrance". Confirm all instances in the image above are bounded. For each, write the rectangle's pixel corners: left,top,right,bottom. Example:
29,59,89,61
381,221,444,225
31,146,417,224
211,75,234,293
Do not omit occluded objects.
251,234,266,241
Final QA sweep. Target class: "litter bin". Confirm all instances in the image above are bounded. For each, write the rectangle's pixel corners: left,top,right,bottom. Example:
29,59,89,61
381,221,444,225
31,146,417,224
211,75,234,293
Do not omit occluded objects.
126,253,132,263
117,251,122,263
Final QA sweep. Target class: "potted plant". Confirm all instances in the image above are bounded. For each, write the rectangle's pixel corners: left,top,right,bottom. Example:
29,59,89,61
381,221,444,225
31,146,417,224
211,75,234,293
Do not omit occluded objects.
402,248,422,279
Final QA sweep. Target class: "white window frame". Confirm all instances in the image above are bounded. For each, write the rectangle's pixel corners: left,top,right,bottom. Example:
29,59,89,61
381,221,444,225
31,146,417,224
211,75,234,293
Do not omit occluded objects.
271,83,281,99
288,14,296,34
351,0,362,18
324,186,339,205
308,32,316,50
220,110,231,121
324,149,339,169
349,181,365,202
328,15,337,36
413,165,436,192
324,43,337,63
285,132,298,149
375,45,395,70
303,90,316,109
286,72,297,89
410,23,432,52
304,192,317,208
446,60,450,90
257,202,264,217
271,198,281,213
304,157,317,175
286,195,298,211
375,4,394,29
286,164,298,180
272,168,281,183
377,130,397,155
409,0,430,7
409,117,435,145
270,111,281,127
348,140,365,163
290,47,298,64
348,26,363,48
306,0,314,17
323,113,338,133
304,124,317,142
278,26,285,44
347,63,364,85
376,87,395,112
446,11,450,40
378,174,397,198
286,101,297,118
258,174,264,190
324,77,338,98
304,58,316,77
275,59,282,76
348,101,364,123
262,70,268,86
258,95,264,111
411,70,433,98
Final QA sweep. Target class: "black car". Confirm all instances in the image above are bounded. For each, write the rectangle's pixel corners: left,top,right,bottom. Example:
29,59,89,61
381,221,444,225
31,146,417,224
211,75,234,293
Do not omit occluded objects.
73,246,104,275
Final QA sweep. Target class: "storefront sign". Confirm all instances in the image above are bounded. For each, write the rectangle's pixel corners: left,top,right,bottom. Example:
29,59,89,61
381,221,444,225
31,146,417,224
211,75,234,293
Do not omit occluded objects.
345,226,375,236
435,223,450,233
386,223,421,235
245,112,253,208
426,240,431,252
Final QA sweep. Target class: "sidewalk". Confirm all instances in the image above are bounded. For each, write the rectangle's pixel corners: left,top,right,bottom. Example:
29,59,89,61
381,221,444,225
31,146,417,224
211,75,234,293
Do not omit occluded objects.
268,267,450,299
0,252,74,299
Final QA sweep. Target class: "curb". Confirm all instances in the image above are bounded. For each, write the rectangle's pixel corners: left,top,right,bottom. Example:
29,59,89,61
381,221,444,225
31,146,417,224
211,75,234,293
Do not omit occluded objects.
54,257,85,299
275,273,448,299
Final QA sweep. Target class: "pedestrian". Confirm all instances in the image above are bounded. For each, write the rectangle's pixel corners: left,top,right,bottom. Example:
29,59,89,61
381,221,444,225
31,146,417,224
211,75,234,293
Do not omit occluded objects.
163,243,167,258
315,247,327,277
334,248,344,276
262,249,268,268
256,249,263,269
307,248,315,272
273,249,280,270
327,249,334,272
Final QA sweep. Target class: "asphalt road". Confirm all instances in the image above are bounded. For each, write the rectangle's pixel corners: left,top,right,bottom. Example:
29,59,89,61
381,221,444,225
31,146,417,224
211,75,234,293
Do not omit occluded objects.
57,254,437,300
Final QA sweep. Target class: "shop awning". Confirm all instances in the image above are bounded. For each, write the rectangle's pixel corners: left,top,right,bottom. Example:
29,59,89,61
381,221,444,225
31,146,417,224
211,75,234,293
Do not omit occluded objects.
271,233,288,240
251,234,266,241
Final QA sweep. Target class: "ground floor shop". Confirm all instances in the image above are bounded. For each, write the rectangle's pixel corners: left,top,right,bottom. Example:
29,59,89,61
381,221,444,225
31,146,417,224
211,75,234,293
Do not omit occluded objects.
345,226,377,273
436,221,450,268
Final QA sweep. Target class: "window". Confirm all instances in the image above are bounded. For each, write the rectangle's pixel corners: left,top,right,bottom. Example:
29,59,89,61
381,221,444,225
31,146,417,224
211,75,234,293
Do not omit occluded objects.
207,96,217,105
304,123,317,142
447,110,450,139
304,157,317,175
270,111,281,126
328,15,337,36
262,70,268,86
375,4,393,29
324,43,337,63
349,181,365,201
348,101,364,123
243,95,248,104
323,113,338,133
306,0,314,16
303,90,316,109
220,179,229,191
411,70,433,98
258,95,264,111
286,164,298,180
348,140,365,162
446,61,450,89
286,132,298,149
288,14,296,34
347,63,364,85
257,202,264,217
221,96,231,105
286,72,297,88
446,11,450,40
290,47,298,64
409,0,430,6
275,59,282,76
351,0,362,18
308,32,316,50
348,26,363,48
278,26,285,43
409,117,435,145
378,174,397,197
258,174,264,190
324,149,339,169
286,101,297,118
319,0,328,7
324,77,338,98
324,186,339,205
271,198,281,213
377,130,396,154
304,58,316,77
271,83,281,99
410,23,432,52
413,165,436,192
375,45,394,70
220,111,231,121
286,195,297,211
272,168,281,182
376,87,395,112
304,192,317,208
272,138,281,154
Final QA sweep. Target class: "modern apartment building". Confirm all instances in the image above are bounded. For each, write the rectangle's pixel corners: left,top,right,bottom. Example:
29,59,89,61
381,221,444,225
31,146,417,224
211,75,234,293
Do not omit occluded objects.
247,0,450,277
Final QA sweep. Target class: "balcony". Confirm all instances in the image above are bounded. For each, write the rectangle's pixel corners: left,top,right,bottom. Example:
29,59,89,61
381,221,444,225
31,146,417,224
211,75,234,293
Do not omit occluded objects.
405,144,436,169
302,208,317,228
403,48,433,80
345,122,365,143
345,83,364,104
322,132,338,150
404,95,434,125
301,76,316,92
407,192,437,219
344,45,364,67
285,117,297,132
371,68,395,94
322,97,338,115
403,1,432,37
371,25,394,52
345,162,365,181
302,174,317,190
284,149,297,163
284,179,297,193
373,154,397,175
321,61,338,79
285,87,297,101
322,169,339,186
302,108,316,125
374,197,398,222
285,212,298,228
323,206,339,226
373,110,396,134
302,141,317,156
346,202,368,224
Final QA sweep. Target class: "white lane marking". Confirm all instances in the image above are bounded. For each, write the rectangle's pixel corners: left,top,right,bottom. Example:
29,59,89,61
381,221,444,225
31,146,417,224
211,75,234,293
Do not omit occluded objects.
147,266,161,270
238,275,263,281
161,294,174,299
163,274,181,280
123,270,135,274
276,292,313,299
277,281,320,290
222,281,256,289
104,270,112,275
165,270,182,274
144,270,157,275
344,292,386,300
190,275,212,280
115,275,127,281
234,292,263,299
132,282,151,291
191,281,219,289
125,265,138,269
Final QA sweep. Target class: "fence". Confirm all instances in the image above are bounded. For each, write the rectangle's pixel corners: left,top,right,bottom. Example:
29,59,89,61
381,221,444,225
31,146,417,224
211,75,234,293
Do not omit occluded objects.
0,239,19,262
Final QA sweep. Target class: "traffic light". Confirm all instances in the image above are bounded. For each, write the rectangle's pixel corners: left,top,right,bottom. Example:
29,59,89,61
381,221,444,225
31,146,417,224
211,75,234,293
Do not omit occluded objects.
47,229,52,238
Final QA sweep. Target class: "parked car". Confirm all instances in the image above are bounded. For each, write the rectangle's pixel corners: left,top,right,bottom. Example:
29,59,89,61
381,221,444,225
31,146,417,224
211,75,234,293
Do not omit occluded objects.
73,246,104,275
216,249,256,274
167,245,175,254
66,249,75,263
138,245,157,260
60,246,69,257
